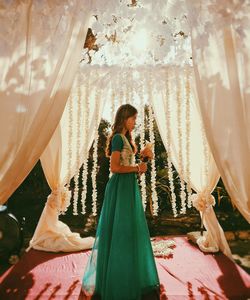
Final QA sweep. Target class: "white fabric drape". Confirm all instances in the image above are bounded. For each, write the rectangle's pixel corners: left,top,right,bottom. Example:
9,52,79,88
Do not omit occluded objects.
0,0,91,204
186,1,250,223
152,67,232,258
28,71,107,252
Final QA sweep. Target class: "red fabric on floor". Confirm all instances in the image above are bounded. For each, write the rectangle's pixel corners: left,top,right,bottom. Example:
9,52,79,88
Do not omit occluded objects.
0,236,249,299
156,237,250,299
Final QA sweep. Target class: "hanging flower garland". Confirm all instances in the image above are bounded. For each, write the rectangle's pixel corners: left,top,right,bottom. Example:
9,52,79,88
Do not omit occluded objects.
125,71,132,105
109,79,117,178
66,94,74,185
119,73,124,106
148,104,159,216
164,69,178,217
91,89,101,216
72,74,83,215
80,75,90,215
147,72,159,216
110,90,116,124
185,67,192,208
176,71,187,214
65,92,74,216
138,77,147,211
125,72,129,105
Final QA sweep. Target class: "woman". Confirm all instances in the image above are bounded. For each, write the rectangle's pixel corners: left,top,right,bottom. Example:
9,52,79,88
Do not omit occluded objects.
82,104,160,300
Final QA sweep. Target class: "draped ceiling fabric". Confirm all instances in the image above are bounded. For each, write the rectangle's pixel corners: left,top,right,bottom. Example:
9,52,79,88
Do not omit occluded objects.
29,71,108,252
0,0,91,204
151,67,231,258
186,0,250,223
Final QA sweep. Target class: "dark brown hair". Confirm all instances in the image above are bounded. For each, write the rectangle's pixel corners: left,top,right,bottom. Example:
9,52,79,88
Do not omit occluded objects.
106,104,138,157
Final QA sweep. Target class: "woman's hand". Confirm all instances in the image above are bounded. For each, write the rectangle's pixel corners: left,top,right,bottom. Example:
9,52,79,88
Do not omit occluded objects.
140,148,153,161
138,162,147,174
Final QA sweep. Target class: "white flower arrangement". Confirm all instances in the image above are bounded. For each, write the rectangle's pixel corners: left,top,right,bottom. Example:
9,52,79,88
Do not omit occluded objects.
151,238,176,258
47,186,71,214
191,191,215,212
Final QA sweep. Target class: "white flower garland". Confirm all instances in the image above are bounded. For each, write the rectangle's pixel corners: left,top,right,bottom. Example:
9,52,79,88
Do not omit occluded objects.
125,73,131,105
138,78,147,211
65,92,74,215
109,89,116,178
110,90,116,124
72,74,83,215
91,89,100,216
176,72,186,214
66,94,74,185
165,69,178,217
185,68,192,208
119,74,124,106
80,76,90,215
148,87,159,216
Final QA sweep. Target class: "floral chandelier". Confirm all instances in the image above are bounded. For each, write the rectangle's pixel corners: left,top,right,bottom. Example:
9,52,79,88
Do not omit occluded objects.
82,0,192,66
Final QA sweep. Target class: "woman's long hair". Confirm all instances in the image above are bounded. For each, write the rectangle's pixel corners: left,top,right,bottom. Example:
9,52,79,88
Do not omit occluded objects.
106,104,138,157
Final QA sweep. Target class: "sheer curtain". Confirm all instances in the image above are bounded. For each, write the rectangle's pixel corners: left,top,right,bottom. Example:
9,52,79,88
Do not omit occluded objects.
0,0,91,204
186,1,250,223
152,67,232,258
28,71,107,252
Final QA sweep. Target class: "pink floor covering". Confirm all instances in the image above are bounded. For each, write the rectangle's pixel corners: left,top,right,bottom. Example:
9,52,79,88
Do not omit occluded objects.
0,236,249,299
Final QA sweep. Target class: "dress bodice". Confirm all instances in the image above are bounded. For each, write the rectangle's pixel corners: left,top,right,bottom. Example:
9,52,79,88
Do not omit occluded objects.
119,134,135,166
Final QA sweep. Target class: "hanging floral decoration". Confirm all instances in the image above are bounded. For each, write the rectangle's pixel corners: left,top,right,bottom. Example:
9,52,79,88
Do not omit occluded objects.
91,89,101,216
80,76,90,215
137,75,147,210
176,72,187,214
147,73,159,216
185,67,192,208
164,69,178,217
65,92,74,214
65,66,200,219
72,73,83,215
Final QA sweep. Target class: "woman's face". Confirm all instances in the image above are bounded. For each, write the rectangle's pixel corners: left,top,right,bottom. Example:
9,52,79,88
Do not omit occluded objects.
125,113,137,132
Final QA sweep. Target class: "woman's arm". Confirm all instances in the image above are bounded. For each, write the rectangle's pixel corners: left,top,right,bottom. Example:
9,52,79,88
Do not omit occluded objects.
110,151,147,174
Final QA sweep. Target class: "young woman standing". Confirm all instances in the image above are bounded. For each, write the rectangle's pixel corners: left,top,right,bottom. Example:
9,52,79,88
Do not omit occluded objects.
82,104,160,300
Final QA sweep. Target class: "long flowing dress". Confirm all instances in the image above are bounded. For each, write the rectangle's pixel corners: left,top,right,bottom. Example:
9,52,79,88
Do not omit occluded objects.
82,133,160,300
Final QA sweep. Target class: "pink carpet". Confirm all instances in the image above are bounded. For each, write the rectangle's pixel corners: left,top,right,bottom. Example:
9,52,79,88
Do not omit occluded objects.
0,236,249,299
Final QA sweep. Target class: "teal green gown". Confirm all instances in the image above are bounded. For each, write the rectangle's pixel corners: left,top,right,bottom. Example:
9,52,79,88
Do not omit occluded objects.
82,133,160,300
